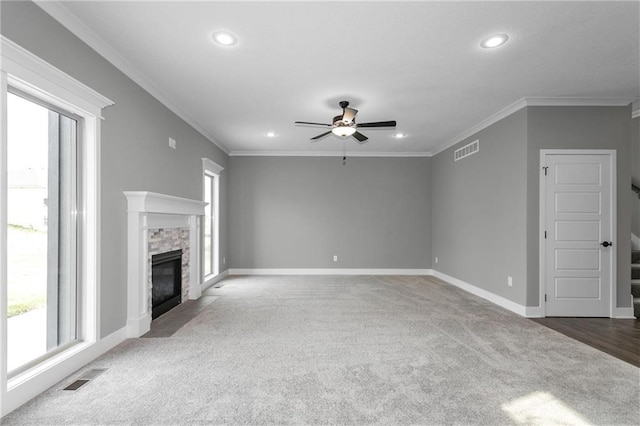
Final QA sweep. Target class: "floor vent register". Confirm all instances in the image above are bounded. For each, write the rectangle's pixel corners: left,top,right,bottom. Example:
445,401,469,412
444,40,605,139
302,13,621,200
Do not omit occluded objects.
62,368,108,391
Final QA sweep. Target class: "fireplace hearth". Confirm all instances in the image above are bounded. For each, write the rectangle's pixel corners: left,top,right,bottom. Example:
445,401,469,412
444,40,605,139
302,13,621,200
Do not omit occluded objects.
151,249,183,319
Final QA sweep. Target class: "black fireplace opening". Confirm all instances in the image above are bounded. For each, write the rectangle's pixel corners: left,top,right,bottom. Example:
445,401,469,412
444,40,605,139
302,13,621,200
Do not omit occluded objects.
151,249,183,319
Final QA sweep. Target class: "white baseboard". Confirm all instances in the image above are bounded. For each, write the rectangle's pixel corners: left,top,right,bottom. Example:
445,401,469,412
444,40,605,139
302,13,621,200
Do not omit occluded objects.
2,326,128,416
227,268,433,276
431,270,539,317
203,270,229,290
612,307,635,319
227,268,541,317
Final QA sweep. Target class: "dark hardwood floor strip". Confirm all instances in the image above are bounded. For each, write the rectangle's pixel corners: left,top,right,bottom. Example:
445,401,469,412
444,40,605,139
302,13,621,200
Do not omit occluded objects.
531,317,640,368
142,296,218,338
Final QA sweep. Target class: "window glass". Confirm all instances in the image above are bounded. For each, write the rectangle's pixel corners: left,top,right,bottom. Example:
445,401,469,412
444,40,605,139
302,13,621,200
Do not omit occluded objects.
204,174,213,276
7,92,77,374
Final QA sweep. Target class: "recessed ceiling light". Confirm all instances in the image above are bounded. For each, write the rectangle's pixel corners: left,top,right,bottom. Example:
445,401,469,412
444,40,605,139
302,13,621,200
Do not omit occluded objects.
480,34,509,49
265,131,277,138
212,31,238,46
393,132,407,139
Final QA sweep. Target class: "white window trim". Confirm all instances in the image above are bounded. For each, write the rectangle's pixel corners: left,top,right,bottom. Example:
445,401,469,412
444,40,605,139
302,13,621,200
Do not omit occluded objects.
202,158,223,286
0,35,114,416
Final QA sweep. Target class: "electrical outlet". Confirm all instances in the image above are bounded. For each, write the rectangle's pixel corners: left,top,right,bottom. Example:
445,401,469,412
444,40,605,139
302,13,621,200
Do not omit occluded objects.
435,257,438,264
333,255,338,262
169,137,176,149
508,276,513,287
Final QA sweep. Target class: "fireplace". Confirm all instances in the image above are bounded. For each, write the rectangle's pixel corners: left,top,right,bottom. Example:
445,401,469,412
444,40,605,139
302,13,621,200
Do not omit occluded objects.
151,249,183,319
124,191,206,337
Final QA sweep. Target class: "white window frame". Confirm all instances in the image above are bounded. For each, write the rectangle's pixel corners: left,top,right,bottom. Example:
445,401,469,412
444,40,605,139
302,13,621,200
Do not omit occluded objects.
202,158,223,285
0,36,113,416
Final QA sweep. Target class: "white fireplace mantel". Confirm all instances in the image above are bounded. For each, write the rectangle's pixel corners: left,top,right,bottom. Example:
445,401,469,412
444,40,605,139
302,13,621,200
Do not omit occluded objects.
123,191,206,216
124,191,206,337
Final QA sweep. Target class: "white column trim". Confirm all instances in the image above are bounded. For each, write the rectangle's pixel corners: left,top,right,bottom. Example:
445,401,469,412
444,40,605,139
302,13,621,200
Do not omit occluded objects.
188,216,202,300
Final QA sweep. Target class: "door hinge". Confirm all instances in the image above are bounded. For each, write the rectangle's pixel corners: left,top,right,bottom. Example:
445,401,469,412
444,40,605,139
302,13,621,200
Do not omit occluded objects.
544,231,547,239
542,166,549,176
545,294,547,302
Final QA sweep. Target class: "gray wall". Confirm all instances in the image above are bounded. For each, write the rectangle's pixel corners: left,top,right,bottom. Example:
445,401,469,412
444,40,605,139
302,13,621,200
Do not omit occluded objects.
431,109,529,305
526,106,632,307
432,106,633,309
229,157,432,269
1,1,229,337
632,118,639,237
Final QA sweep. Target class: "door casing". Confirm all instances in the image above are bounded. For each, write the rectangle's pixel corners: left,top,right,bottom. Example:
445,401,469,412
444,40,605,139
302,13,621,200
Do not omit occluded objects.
538,149,617,317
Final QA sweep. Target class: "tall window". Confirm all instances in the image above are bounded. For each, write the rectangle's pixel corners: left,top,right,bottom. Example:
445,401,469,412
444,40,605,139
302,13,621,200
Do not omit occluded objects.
202,158,223,279
7,91,78,374
2,37,112,412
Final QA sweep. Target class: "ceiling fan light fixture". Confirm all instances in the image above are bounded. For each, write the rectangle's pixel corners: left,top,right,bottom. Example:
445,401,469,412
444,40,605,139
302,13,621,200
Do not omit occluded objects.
332,126,356,137
212,31,238,46
296,101,395,143
480,33,509,49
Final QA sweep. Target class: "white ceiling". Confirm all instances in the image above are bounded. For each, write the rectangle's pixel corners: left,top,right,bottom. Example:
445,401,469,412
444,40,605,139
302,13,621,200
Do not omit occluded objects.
39,1,639,155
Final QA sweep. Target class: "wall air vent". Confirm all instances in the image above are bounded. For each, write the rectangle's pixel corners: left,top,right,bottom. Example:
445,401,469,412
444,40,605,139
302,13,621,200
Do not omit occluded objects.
454,139,479,161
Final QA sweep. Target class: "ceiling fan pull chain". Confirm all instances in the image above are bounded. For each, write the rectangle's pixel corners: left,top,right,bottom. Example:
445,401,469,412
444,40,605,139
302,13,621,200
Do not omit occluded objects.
343,140,347,165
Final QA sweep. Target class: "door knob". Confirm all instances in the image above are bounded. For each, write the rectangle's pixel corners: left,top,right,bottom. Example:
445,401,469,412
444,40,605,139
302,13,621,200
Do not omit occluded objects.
600,241,613,247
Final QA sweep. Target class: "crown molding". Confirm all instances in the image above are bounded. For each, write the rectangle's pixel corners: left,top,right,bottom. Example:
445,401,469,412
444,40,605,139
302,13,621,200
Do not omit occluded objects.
35,1,230,155
429,98,527,156
523,96,636,107
430,96,638,156
229,150,432,157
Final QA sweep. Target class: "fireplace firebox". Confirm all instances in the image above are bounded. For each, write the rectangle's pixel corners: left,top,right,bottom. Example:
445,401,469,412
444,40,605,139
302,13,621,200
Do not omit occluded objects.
151,249,182,319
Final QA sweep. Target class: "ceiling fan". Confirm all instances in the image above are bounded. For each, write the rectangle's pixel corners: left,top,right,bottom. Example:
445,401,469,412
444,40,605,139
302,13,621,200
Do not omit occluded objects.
295,101,396,144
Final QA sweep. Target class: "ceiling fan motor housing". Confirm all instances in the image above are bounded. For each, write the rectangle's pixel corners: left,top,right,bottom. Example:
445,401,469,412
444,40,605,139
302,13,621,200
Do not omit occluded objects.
333,115,351,126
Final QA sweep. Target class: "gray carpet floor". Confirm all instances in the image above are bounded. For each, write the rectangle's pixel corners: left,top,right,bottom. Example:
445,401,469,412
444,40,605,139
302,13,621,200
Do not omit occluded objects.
2,275,639,425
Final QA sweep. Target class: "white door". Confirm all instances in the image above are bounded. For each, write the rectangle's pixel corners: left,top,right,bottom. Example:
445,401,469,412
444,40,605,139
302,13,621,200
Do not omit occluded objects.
542,152,615,317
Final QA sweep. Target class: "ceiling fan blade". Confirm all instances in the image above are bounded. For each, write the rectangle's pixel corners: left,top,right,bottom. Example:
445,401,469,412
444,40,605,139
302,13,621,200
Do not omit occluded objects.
352,131,368,143
310,130,332,141
295,121,333,127
341,107,358,124
356,120,396,128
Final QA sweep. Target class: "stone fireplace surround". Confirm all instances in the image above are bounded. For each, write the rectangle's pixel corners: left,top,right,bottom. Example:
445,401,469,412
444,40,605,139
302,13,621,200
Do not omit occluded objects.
124,191,206,337
149,228,189,312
